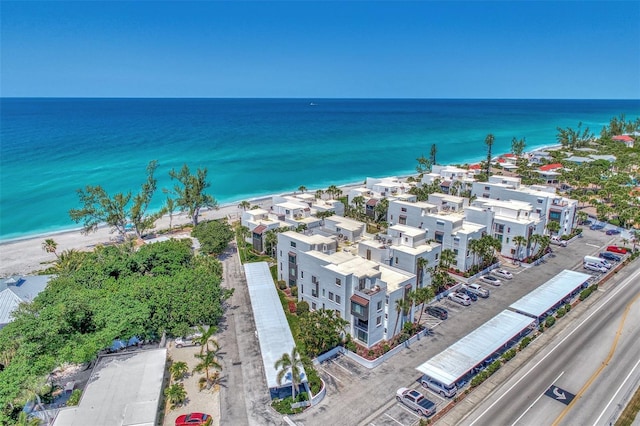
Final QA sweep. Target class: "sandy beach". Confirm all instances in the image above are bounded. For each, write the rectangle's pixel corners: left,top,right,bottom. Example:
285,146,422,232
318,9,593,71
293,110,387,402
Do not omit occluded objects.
0,181,367,278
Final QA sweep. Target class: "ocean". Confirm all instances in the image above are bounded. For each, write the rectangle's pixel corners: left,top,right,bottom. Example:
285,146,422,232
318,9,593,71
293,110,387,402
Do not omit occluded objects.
1,98,639,241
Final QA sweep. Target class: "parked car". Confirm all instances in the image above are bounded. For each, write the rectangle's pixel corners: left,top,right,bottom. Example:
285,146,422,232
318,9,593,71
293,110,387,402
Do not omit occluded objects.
579,219,592,226
396,388,436,417
457,287,478,301
584,262,607,273
590,223,605,231
466,283,490,298
175,332,203,348
492,269,513,280
421,376,457,398
607,245,628,254
550,236,567,247
448,292,471,306
605,229,621,235
175,413,212,426
425,305,448,320
599,252,621,262
479,275,501,286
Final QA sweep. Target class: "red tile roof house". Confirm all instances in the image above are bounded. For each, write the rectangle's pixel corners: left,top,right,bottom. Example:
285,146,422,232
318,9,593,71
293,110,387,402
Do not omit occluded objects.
538,163,563,172
612,135,635,148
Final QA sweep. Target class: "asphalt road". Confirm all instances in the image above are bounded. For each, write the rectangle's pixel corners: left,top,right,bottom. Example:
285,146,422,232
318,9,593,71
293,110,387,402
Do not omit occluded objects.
452,260,640,426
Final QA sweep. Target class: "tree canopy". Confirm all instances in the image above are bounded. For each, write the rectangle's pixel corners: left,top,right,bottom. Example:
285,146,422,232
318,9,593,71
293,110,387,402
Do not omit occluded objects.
0,239,231,423
168,164,218,226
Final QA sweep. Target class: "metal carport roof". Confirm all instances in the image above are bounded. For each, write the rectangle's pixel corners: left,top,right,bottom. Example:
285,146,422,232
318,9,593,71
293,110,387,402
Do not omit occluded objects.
244,262,306,390
416,310,535,387
509,269,591,319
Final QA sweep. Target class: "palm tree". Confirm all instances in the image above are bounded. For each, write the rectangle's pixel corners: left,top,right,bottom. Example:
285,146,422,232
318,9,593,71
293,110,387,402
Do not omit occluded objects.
430,143,438,166
265,230,278,257
468,239,482,269
528,234,544,259
41,239,58,258
298,185,307,193
275,346,304,399
326,185,342,200
192,325,218,355
374,198,389,223
546,221,561,236
314,189,324,200
416,257,429,287
164,383,187,408
513,235,527,262
16,411,41,426
439,249,456,271
392,298,411,338
193,349,222,390
351,196,365,219
170,361,189,381
237,200,251,211
485,134,495,178
411,286,434,325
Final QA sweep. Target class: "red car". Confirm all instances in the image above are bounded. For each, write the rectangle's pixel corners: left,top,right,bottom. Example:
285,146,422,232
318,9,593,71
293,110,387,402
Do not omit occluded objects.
175,413,212,426
606,245,628,255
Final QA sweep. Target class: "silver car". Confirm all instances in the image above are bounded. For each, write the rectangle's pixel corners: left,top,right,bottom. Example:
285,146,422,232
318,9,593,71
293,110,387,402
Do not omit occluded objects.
448,292,471,306
480,275,501,286
492,269,513,280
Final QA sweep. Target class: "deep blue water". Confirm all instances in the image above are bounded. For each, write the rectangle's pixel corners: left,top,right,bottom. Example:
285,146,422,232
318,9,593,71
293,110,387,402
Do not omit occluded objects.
1,98,639,241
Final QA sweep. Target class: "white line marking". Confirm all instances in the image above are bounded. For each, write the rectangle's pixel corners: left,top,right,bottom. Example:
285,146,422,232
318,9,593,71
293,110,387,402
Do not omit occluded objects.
468,266,640,426
320,368,343,384
384,412,405,425
586,243,600,248
592,357,640,426
333,359,353,375
510,371,564,426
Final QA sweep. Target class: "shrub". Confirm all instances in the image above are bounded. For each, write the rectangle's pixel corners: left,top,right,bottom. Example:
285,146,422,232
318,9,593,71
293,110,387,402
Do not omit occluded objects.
288,301,297,314
556,307,566,318
296,300,309,314
278,281,287,290
545,316,556,328
271,396,305,415
67,389,82,406
539,324,545,333
487,360,501,375
564,303,571,312
579,284,598,301
346,340,357,352
519,336,532,350
470,371,488,387
383,344,390,353
291,286,298,297
502,349,516,362
302,356,322,395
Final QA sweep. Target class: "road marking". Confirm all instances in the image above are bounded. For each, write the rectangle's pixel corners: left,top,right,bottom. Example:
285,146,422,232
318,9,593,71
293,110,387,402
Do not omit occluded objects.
585,243,600,248
468,266,640,426
384,412,405,425
552,290,640,425
592,357,640,426
544,385,575,405
320,368,343,384
396,402,420,418
510,371,564,426
332,358,354,375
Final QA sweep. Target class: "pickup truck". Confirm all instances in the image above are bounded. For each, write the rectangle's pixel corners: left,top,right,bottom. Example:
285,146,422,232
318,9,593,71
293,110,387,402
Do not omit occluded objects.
396,388,436,417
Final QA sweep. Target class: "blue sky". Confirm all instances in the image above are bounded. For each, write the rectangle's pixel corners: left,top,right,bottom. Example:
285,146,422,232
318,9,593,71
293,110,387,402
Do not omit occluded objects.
1,1,639,98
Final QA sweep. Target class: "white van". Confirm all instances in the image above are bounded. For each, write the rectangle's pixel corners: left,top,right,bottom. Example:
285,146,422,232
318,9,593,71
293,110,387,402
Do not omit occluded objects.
420,375,457,398
584,255,611,269
550,236,567,247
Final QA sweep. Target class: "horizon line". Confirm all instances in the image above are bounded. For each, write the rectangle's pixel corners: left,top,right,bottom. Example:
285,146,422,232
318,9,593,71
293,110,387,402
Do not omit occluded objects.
2,96,640,101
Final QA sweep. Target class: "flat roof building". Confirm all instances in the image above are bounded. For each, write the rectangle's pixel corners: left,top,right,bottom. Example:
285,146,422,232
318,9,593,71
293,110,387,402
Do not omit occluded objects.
244,262,308,399
509,269,591,321
416,310,535,387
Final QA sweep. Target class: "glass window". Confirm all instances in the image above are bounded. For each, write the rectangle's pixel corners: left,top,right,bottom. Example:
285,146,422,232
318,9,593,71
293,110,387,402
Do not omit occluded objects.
377,316,382,326
290,241,297,247
377,301,382,311
329,292,334,301
335,278,342,286
336,295,341,304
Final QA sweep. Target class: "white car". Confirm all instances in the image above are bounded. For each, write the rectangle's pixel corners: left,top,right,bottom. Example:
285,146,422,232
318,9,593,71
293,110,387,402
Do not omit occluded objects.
448,292,471,306
584,262,607,273
479,275,501,286
466,283,490,298
550,236,568,247
492,269,513,280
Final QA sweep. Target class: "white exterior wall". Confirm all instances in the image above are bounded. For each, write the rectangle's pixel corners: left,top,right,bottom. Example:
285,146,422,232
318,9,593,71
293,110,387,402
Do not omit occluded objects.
388,200,438,228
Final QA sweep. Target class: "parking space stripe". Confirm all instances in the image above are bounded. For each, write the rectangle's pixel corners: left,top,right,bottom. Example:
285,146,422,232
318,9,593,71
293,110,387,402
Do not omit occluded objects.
384,413,406,425
320,368,343,384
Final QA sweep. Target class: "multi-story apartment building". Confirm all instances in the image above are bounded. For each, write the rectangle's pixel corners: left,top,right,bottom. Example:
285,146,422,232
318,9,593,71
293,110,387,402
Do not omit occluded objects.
358,224,441,288
427,193,469,213
420,212,486,272
241,208,291,253
276,231,415,348
323,215,365,242
387,200,438,229
471,176,578,236
465,198,544,260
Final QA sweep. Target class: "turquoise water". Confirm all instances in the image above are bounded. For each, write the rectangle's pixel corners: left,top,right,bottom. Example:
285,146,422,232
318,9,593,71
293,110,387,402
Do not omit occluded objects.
1,98,639,241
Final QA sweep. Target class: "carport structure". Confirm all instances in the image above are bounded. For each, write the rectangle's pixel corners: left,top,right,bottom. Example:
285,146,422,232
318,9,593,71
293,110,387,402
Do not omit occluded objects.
244,262,308,399
416,310,535,388
508,269,591,322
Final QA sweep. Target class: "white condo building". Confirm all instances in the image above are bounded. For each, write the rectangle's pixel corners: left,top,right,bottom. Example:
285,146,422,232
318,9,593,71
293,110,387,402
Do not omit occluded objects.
276,231,416,348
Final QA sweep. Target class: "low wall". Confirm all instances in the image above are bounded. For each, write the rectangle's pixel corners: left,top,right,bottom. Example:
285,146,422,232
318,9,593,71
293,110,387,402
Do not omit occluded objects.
309,379,326,406
451,263,500,284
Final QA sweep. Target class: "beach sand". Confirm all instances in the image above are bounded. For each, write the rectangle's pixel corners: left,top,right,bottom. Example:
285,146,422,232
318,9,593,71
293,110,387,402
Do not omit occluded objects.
0,181,367,277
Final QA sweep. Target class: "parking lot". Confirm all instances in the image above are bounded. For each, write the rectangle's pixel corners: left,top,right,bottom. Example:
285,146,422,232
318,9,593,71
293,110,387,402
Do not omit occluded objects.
294,226,628,426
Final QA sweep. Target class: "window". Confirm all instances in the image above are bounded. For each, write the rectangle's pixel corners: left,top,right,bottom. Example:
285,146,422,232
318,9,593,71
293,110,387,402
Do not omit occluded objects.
288,254,296,264
454,249,459,255
436,220,445,226
435,231,444,243
322,289,325,297
359,278,366,290
399,215,407,225
279,250,282,257
335,278,342,286
377,301,382,311
301,271,304,278
401,207,407,212
312,275,317,283
335,310,341,318
336,295,341,304
435,253,439,260
329,291,334,301
366,249,371,260
351,301,367,316
484,186,490,191
290,241,297,248
395,257,399,264
377,316,382,326
537,198,544,204
312,302,316,310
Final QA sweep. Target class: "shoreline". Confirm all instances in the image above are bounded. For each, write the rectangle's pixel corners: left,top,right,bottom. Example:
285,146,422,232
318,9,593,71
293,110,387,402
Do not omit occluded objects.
0,144,560,277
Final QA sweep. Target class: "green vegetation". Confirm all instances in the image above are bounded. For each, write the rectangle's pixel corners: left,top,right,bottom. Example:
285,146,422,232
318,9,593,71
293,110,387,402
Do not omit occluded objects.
66,389,82,407
0,239,231,423
519,336,532,350
167,164,218,226
275,346,305,400
164,383,187,409
297,310,348,358
580,284,598,301
545,316,556,328
170,361,189,381
192,219,234,255
69,160,162,239
615,383,640,426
